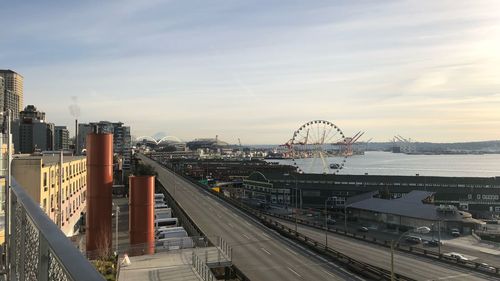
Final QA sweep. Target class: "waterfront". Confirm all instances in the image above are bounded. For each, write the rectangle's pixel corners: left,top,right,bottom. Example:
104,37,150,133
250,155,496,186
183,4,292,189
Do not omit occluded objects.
269,151,500,177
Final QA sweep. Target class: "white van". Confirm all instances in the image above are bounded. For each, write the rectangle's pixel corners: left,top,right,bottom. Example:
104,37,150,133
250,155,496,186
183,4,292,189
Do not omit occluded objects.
156,237,194,250
155,217,178,228
155,203,169,209
155,208,172,219
156,228,188,240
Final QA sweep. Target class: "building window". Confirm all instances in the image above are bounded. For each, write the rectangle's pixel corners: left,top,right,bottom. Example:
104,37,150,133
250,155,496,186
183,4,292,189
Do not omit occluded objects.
43,172,47,187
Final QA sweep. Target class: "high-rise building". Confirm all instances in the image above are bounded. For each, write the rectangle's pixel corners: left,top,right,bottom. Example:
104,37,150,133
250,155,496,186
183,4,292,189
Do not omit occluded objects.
77,123,92,154
0,69,23,114
113,123,132,170
12,154,87,236
78,121,132,170
13,105,55,153
55,126,70,150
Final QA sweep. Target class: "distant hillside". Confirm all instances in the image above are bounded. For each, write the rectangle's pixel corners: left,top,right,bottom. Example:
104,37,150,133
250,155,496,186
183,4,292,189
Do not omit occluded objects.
366,140,500,154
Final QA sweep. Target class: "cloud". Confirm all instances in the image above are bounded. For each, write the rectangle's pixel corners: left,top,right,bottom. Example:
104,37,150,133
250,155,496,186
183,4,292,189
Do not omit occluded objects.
2,0,500,143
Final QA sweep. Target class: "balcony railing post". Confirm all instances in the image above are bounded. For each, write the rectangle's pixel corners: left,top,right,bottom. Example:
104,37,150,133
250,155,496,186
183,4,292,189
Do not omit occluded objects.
38,236,49,281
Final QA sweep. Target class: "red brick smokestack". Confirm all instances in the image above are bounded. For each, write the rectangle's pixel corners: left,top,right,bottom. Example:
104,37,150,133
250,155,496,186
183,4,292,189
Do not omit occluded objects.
129,175,155,255
86,132,113,254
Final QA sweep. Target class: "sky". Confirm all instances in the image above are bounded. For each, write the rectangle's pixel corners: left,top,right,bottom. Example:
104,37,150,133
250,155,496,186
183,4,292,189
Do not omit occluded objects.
1,0,500,144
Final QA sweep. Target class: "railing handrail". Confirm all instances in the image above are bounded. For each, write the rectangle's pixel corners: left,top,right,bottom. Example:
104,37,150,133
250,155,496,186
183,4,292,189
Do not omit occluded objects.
11,178,104,280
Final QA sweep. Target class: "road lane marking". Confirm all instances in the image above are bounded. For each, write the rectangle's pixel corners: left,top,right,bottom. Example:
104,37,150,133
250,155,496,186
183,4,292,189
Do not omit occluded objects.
242,234,251,240
261,232,270,239
260,247,272,255
321,269,337,278
227,222,234,228
433,273,472,280
287,267,302,278
284,247,298,255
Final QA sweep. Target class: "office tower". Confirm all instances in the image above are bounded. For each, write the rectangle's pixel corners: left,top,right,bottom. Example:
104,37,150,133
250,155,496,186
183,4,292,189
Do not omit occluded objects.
77,123,92,154
15,105,55,153
79,121,131,170
0,69,24,114
55,126,70,150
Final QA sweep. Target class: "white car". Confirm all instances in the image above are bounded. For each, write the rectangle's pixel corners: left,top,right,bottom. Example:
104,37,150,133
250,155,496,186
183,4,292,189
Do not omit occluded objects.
444,252,468,263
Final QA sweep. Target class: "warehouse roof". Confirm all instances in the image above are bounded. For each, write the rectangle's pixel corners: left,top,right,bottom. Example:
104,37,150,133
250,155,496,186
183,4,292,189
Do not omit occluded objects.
347,190,465,221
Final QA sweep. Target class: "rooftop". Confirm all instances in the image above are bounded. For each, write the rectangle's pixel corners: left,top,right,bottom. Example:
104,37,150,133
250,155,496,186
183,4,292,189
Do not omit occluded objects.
246,171,500,185
347,190,472,222
12,154,85,165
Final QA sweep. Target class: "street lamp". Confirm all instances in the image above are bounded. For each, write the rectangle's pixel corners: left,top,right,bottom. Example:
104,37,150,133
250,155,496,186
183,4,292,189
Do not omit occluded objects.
324,197,336,248
391,226,431,281
112,203,120,254
284,173,299,232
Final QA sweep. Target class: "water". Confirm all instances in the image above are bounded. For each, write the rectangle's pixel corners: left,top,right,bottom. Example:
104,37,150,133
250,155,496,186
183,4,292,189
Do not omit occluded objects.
268,151,500,177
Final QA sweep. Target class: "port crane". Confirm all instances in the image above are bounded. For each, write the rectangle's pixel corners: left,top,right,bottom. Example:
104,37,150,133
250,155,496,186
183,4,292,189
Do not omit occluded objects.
393,135,416,154
336,131,365,156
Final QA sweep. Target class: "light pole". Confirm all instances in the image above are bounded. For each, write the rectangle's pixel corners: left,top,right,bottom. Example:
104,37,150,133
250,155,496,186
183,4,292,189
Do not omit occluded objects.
112,203,120,254
324,197,335,248
391,226,430,281
284,173,299,232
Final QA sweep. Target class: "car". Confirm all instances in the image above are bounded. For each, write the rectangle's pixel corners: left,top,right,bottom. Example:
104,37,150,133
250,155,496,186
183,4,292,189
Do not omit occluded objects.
327,218,337,224
443,252,468,263
478,263,495,272
424,239,442,247
404,235,422,244
358,226,369,232
450,228,461,237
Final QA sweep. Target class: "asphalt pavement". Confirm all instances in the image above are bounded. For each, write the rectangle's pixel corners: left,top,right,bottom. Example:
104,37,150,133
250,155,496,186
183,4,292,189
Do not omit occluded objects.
275,218,497,281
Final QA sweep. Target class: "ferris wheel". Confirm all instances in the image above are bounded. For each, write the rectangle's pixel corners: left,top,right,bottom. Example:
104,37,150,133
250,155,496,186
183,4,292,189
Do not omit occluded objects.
290,120,347,174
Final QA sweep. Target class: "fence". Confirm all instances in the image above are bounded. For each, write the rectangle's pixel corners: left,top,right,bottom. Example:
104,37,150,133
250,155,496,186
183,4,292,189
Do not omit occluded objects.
192,252,216,281
8,179,104,281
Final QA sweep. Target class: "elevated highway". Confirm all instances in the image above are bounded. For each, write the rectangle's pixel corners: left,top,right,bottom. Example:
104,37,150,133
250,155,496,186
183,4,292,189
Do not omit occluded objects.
140,154,362,281
141,155,493,280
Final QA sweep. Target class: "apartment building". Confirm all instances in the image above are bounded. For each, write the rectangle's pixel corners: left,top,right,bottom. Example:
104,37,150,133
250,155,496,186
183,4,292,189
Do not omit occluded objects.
12,154,87,236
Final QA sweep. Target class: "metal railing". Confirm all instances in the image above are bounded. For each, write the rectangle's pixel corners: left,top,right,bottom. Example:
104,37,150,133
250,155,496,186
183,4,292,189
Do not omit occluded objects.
8,179,104,281
192,251,216,281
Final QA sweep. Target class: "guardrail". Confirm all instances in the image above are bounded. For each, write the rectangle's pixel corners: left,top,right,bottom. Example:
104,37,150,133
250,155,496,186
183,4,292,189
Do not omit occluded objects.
260,211,500,276
9,179,105,281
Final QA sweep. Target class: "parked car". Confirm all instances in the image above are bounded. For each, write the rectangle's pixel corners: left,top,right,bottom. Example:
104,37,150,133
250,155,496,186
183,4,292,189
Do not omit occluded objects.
450,228,461,237
404,235,422,244
358,226,369,232
327,218,337,224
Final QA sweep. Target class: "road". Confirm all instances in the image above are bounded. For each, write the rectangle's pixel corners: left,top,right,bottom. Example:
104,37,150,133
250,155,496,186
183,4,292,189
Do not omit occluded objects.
141,155,363,281
289,211,500,268
274,218,496,281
